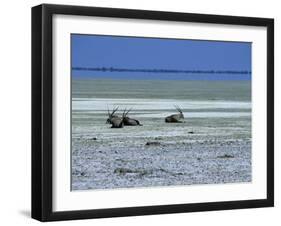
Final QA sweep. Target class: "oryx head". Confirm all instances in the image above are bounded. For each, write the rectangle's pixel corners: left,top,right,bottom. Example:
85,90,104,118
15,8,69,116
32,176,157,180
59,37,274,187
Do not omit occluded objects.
174,105,184,118
122,107,132,119
106,106,119,124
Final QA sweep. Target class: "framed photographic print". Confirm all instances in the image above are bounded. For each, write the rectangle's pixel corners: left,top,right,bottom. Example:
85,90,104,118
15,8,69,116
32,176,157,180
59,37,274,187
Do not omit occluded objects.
32,4,274,221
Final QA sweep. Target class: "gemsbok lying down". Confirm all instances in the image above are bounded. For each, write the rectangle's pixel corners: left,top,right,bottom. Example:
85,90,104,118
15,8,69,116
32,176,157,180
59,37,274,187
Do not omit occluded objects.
106,107,124,128
122,108,142,126
165,105,184,123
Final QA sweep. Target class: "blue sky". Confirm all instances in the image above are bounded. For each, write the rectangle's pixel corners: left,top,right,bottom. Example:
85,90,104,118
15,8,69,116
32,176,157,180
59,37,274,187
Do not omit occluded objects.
71,34,251,80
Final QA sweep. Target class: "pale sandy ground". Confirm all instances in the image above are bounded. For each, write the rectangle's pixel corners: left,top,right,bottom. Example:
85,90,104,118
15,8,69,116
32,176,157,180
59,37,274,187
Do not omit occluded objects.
72,130,251,190
71,80,251,190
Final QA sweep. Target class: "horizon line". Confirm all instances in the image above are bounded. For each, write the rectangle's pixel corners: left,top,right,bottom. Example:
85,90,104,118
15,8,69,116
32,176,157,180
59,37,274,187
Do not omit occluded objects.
72,67,251,75
72,77,251,81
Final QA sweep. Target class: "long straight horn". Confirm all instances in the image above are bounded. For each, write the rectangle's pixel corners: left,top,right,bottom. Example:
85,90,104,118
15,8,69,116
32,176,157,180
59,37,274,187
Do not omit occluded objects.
121,109,127,124
111,106,119,116
122,108,127,118
107,106,110,116
174,105,182,113
178,106,183,113
125,107,132,116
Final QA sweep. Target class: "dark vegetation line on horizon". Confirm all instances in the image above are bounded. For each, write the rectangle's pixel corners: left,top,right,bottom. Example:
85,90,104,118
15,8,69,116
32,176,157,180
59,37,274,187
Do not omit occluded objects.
72,67,251,75
72,77,251,81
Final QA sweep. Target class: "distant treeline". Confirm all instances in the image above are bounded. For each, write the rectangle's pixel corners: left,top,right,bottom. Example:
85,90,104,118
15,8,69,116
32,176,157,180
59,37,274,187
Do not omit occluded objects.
72,67,251,75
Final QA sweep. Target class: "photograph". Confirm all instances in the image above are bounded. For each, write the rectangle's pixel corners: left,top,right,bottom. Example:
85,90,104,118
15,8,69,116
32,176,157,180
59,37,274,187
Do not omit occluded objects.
31,3,274,221
71,34,252,191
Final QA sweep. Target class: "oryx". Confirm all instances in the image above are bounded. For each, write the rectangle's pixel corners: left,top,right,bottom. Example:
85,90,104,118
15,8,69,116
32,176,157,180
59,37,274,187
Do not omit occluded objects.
106,107,124,128
165,105,184,123
122,108,142,126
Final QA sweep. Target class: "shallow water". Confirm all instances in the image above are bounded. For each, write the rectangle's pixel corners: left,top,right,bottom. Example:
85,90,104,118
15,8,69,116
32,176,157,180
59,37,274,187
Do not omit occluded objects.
72,79,251,190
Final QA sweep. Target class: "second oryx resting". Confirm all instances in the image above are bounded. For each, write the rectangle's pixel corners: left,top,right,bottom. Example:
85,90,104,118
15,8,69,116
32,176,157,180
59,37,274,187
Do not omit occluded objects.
106,107,124,128
165,105,184,123
122,108,142,126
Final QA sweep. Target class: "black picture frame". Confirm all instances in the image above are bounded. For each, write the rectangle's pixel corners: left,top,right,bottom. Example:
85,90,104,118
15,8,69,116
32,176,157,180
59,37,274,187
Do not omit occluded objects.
32,4,274,222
